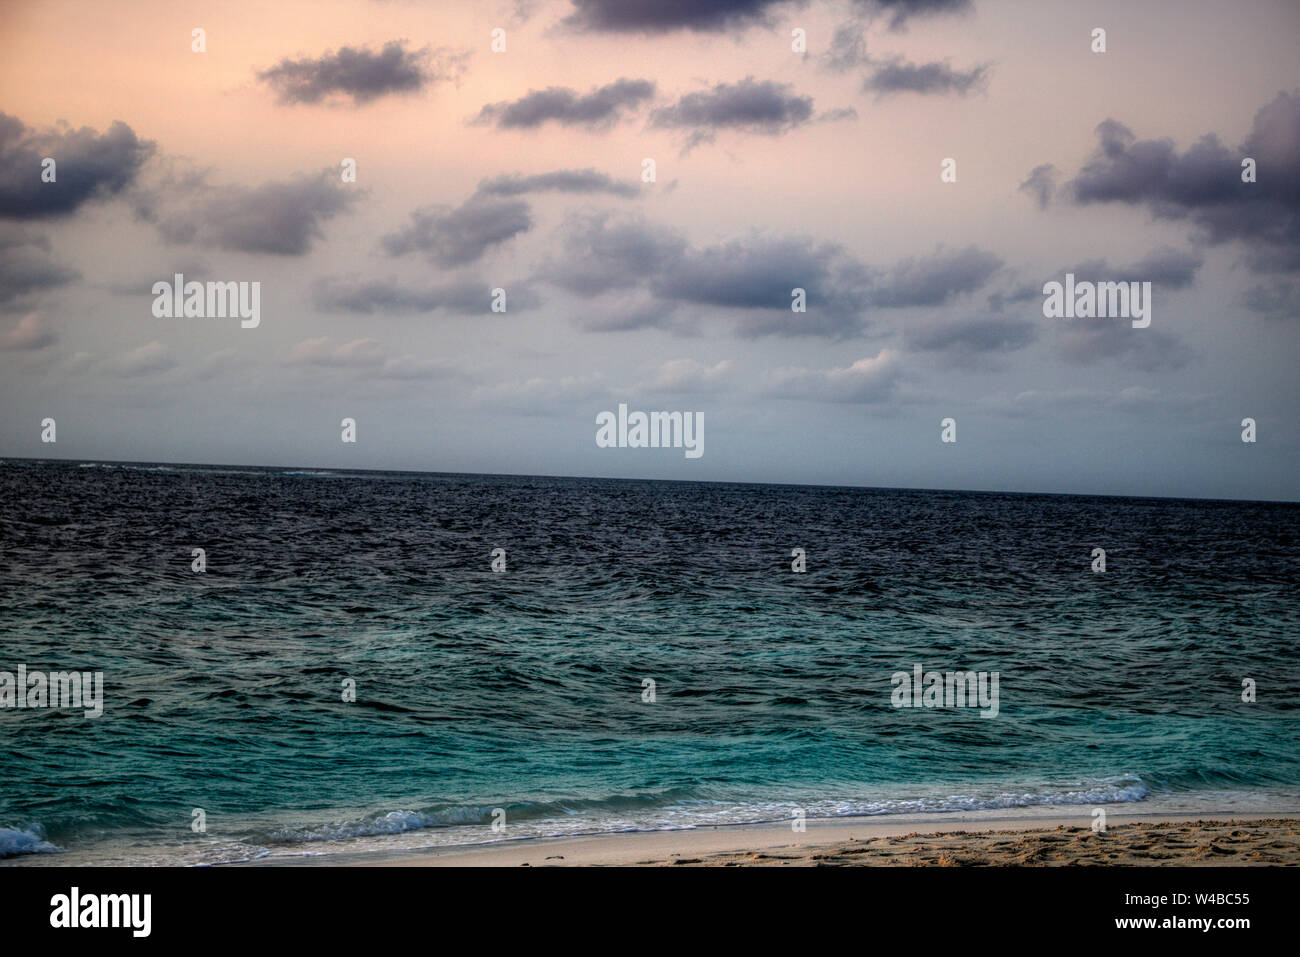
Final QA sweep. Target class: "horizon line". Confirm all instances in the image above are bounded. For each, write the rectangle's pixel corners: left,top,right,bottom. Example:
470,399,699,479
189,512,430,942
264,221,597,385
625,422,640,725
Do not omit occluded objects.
4,455,1297,507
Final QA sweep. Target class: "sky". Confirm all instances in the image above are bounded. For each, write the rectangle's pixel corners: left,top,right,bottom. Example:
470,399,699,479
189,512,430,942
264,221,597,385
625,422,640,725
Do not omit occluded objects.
1,0,1298,500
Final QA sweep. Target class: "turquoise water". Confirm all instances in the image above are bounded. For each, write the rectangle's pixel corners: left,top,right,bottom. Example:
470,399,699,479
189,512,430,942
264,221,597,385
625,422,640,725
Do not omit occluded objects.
1,461,1297,864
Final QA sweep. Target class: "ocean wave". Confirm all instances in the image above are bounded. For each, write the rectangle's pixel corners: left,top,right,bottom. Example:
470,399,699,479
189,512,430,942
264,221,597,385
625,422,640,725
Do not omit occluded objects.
0,825,59,858
261,788,702,843
253,778,1150,848
77,463,174,472
812,776,1150,818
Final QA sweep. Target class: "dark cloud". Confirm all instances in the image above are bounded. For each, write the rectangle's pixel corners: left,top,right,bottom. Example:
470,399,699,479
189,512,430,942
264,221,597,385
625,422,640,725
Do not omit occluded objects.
1068,246,1204,290
1243,279,1298,321
987,247,1201,315
869,246,1002,307
1055,322,1194,373
562,0,798,34
1062,91,1300,273
475,169,639,198
573,294,686,334
0,226,80,310
542,213,1000,338
904,315,1038,361
153,170,357,255
862,57,990,97
543,213,870,337
851,0,974,30
985,284,1040,312
1018,164,1057,209
823,24,868,73
474,79,654,130
383,196,532,266
817,106,859,123
257,41,467,105
1071,119,1238,207
542,212,686,297
655,235,871,337
649,77,816,150
0,113,154,219
1039,249,1200,371
312,276,540,314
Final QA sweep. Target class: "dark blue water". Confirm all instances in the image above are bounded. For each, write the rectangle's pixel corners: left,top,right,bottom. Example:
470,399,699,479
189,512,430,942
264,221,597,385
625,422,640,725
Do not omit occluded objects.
1,460,1297,864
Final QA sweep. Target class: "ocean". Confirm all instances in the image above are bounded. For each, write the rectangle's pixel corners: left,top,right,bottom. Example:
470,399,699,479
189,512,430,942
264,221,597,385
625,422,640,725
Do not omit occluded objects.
1,459,1296,865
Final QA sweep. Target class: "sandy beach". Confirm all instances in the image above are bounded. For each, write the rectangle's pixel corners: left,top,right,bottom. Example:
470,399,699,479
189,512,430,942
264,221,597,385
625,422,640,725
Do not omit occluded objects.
249,811,1300,867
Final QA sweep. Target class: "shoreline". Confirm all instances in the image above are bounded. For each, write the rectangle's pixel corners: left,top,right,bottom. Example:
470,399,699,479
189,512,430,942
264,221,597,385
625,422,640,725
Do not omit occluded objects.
244,809,1300,867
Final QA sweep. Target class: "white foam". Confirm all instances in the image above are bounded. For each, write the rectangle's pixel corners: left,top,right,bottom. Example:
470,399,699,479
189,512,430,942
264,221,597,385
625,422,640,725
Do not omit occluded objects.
0,825,58,858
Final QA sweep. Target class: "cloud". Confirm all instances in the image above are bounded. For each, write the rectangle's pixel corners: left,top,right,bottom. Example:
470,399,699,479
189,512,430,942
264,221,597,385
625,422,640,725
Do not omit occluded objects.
377,355,466,380
642,358,735,393
541,212,873,337
288,336,386,368
286,336,462,379
816,106,859,124
542,212,686,297
543,213,1002,337
1243,279,1297,320
1018,164,1058,210
823,24,868,73
62,351,94,375
377,169,639,271
655,235,872,337
1033,250,1200,370
0,226,80,310
475,168,639,198
869,246,1003,307
904,315,1038,363
112,341,176,377
649,77,816,150
985,284,1040,313
311,276,540,315
991,247,1202,313
382,195,532,266
1054,321,1194,372
195,348,238,381
473,372,608,413
0,313,58,350
257,41,468,105
0,113,155,219
851,0,974,30
474,79,655,130
152,170,358,255
106,258,211,296
571,293,687,334
1066,246,1204,290
980,385,1204,418
862,57,990,97
562,0,798,33
761,350,902,403
1060,91,1300,273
